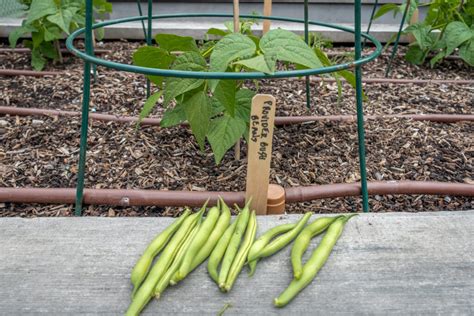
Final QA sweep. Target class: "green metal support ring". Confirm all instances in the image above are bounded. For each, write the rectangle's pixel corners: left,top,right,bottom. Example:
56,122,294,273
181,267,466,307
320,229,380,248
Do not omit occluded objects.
66,13,382,79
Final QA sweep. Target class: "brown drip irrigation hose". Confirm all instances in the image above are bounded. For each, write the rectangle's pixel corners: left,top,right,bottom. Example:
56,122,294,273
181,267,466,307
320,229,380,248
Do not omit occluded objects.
292,77,474,85
0,48,110,54
0,69,62,77
0,188,245,207
285,181,474,203
0,181,472,207
1,106,473,125
0,66,472,85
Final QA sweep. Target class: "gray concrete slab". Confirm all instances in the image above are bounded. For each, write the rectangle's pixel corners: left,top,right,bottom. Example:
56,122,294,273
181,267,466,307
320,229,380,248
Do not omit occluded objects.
1,211,473,315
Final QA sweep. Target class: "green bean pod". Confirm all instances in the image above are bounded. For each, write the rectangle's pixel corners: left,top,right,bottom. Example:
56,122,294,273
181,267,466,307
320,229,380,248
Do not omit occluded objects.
291,215,344,279
171,198,232,285
274,214,358,307
154,222,201,298
125,208,204,316
207,218,238,284
130,209,191,296
247,223,296,276
255,212,312,260
176,205,220,281
218,202,250,290
224,211,257,292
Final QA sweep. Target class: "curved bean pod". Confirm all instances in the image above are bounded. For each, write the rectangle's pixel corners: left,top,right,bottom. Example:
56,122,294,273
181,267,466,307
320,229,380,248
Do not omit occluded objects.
154,222,201,298
125,208,204,316
130,209,191,296
207,218,238,284
274,214,358,307
247,223,296,276
224,211,257,292
255,212,312,260
291,215,344,279
218,202,250,290
171,198,232,285
176,205,220,281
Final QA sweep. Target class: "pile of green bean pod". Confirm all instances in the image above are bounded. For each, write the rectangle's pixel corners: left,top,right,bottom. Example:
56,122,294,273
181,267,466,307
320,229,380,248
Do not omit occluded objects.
126,200,358,315
274,214,358,307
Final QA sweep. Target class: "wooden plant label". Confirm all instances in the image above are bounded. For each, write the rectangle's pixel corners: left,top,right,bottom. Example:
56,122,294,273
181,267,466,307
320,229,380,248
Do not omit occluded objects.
245,94,276,215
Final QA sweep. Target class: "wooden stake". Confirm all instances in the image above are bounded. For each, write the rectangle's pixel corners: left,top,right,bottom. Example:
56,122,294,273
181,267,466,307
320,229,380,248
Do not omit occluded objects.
245,94,277,215
233,0,241,161
263,0,272,34
233,0,240,32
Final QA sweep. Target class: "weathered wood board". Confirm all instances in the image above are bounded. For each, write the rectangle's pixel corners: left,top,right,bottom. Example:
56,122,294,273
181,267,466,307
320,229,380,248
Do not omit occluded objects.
1,211,473,315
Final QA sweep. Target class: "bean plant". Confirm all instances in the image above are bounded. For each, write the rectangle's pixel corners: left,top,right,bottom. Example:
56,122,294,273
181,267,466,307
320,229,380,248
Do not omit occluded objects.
133,21,358,164
375,0,473,66
9,0,112,70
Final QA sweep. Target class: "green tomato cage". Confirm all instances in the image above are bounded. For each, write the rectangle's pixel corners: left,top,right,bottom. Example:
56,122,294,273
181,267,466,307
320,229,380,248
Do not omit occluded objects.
66,0,383,216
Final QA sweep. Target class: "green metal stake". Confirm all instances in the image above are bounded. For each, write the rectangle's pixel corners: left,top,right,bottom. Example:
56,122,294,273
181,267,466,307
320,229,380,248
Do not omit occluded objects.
304,0,311,109
145,0,153,98
363,0,379,49
385,0,410,77
354,0,369,212
136,0,148,39
74,0,94,216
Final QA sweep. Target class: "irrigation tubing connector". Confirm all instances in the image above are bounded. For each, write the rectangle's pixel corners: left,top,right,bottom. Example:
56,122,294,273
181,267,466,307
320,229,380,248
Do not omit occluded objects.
0,181,472,208
1,106,473,125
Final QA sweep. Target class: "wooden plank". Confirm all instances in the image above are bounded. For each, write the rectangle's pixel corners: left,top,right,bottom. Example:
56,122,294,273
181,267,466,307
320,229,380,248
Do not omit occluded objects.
0,212,473,315
245,94,277,215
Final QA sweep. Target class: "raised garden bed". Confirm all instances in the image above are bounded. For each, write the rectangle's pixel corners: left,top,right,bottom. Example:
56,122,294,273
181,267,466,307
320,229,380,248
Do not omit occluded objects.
0,41,473,216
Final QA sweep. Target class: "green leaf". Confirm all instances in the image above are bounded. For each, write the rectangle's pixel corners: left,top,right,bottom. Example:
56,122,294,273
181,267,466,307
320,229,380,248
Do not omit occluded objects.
207,114,247,164
31,47,46,70
206,28,230,37
313,47,332,66
235,88,255,122
46,6,79,34
9,23,37,47
43,24,61,41
209,33,256,89
260,29,323,70
31,30,44,48
210,98,225,117
132,46,175,87
183,91,211,150
459,39,474,66
39,41,57,60
404,23,433,50
26,0,57,24
95,27,105,41
214,80,236,116
374,3,400,20
405,45,427,65
155,34,199,53
163,52,207,106
160,103,187,128
233,55,273,74
429,51,444,67
443,21,472,56
136,91,163,127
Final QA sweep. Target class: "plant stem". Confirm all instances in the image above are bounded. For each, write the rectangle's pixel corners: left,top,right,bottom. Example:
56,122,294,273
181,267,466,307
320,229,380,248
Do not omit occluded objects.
55,40,63,64
234,139,241,161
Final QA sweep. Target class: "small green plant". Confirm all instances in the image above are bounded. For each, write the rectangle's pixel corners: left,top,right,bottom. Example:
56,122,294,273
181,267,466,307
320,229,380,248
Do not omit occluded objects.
9,0,112,70
133,24,358,164
375,0,473,66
